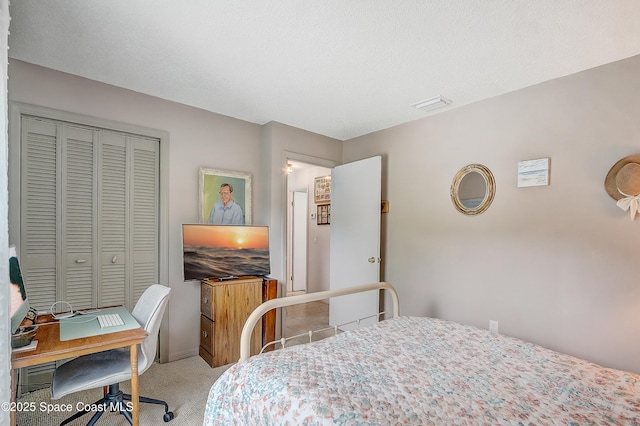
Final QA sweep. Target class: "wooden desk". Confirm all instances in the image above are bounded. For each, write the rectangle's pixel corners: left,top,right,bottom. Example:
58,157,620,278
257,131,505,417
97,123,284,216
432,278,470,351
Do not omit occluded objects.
10,314,147,426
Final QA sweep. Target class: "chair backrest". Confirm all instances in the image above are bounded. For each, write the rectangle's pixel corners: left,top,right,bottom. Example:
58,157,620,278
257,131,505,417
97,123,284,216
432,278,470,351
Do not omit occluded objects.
131,284,171,374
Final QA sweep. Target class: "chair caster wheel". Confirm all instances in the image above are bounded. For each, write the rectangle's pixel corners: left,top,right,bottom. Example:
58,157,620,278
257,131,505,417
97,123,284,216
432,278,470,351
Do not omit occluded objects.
163,411,175,422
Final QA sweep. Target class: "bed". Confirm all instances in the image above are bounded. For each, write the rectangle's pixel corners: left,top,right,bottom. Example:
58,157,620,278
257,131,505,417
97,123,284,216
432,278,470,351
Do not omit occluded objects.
203,282,640,425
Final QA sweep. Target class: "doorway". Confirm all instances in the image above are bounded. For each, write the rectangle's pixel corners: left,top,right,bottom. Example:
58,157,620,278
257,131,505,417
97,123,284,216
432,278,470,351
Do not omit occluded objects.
284,159,332,338
282,155,382,338
285,160,332,297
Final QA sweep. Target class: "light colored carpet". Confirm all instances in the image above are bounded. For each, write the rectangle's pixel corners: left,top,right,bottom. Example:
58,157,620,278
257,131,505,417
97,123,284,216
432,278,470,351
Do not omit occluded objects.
16,356,230,426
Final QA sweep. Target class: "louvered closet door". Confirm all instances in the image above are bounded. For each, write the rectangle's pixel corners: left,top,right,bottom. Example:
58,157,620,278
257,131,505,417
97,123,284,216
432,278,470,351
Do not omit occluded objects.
19,117,99,393
19,116,160,392
21,117,160,310
99,131,127,307
20,117,58,313
99,132,159,308
22,119,98,310
130,136,160,303
64,125,97,308
21,118,98,311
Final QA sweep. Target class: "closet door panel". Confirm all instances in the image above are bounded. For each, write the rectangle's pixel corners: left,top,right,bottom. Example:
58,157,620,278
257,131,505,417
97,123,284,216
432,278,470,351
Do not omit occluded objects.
131,137,159,304
99,131,128,307
21,117,58,312
63,125,96,308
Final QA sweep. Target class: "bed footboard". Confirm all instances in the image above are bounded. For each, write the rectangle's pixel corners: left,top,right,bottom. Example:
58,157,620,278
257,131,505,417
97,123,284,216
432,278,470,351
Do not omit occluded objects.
239,282,399,361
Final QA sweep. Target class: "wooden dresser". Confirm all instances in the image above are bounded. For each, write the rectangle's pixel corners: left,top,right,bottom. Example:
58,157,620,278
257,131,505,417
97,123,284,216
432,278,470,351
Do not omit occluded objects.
199,276,277,367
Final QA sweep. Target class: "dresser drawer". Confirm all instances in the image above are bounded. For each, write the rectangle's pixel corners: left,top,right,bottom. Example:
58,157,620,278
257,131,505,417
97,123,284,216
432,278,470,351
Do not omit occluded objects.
200,314,214,357
200,282,214,319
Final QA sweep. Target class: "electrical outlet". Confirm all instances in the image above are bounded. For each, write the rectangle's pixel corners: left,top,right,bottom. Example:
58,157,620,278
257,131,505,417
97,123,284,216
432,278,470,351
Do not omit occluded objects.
489,320,499,334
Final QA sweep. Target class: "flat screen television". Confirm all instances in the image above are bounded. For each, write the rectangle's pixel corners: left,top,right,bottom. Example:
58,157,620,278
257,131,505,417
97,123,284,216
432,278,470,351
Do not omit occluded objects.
182,224,270,281
9,245,31,334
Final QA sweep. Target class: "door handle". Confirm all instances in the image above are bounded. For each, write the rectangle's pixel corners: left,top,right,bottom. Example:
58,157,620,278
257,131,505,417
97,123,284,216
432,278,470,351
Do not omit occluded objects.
75,259,87,264
112,255,117,263
368,257,375,263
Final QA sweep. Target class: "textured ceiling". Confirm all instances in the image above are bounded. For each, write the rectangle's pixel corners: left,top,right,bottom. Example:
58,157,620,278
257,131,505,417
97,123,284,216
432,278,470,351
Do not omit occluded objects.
8,1,640,140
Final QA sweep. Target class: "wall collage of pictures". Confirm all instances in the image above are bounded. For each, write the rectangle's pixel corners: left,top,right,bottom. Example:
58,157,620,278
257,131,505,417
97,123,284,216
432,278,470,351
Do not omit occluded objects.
314,175,331,225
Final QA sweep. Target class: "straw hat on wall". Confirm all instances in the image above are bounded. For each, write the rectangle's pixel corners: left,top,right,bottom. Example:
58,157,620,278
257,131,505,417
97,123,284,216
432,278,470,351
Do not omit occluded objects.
604,154,640,220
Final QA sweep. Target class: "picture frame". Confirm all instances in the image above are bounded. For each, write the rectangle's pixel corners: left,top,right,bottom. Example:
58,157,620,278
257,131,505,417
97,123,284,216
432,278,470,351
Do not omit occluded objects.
314,175,332,203
199,167,252,224
317,204,331,225
517,158,550,188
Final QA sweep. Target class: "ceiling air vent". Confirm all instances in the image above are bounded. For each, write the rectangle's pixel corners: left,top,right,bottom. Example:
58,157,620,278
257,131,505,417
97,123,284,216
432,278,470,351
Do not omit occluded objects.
411,96,452,111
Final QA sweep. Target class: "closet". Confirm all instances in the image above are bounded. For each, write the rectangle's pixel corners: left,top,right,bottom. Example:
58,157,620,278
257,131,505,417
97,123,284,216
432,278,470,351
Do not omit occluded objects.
15,113,160,391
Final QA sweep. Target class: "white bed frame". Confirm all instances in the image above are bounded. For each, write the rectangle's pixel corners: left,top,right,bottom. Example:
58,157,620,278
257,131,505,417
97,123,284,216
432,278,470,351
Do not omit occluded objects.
240,282,400,361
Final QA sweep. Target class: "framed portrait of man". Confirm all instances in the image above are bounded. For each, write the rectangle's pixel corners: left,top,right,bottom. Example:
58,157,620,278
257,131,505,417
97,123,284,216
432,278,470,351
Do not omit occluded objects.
199,167,252,224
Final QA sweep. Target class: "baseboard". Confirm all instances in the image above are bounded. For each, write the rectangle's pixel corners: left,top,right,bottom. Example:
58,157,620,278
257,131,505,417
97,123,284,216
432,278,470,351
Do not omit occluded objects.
167,347,199,363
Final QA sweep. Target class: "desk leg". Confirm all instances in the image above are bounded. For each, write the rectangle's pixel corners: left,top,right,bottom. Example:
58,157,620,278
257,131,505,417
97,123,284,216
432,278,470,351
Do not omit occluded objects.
10,368,17,426
130,344,139,426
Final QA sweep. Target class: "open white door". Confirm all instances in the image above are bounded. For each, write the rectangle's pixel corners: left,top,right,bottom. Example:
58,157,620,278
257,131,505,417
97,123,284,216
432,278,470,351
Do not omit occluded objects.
329,156,381,329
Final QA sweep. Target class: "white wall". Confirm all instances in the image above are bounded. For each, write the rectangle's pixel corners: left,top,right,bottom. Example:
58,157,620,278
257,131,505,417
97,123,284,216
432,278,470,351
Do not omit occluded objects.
344,54,640,373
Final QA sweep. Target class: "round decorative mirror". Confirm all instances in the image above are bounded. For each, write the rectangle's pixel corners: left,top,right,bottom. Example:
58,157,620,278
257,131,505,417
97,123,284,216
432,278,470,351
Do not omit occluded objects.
450,164,496,215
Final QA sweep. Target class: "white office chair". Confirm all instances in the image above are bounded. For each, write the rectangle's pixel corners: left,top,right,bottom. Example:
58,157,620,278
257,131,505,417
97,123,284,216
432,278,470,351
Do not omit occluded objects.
51,284,173,425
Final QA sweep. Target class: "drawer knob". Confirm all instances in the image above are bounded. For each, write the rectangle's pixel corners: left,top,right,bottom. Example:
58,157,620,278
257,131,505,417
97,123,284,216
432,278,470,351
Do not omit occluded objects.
202,331,208,338
202,297,209,304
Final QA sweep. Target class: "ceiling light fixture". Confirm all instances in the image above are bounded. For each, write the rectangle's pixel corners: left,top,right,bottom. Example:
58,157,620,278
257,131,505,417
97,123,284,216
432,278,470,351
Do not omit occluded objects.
412,96,452,111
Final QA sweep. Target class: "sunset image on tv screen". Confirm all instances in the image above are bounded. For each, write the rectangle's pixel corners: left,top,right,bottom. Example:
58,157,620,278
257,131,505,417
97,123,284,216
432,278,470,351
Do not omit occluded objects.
182,225,270,280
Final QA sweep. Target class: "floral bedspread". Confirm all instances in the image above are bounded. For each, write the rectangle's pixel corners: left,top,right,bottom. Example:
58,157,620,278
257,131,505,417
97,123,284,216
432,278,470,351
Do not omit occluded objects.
203,316,640,425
